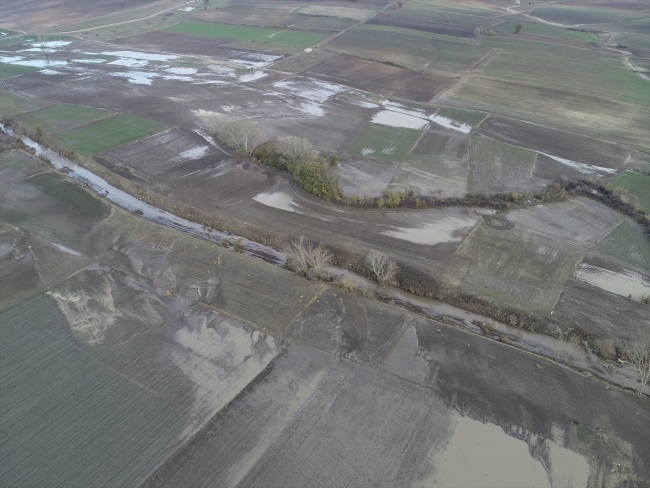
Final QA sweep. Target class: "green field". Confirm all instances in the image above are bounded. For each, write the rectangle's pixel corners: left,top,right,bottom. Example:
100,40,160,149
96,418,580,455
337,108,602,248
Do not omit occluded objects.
324,28,486,76
593,220,650,273
57,115,169,155
468,136,536,191
354,23,475,45
609,170,650,213
437,107,486,126
165,22,329,47
495,21,599,42
379,1,498,27
0,87,51,117
348,123,423,162
16,104,115,134
0,62,40,78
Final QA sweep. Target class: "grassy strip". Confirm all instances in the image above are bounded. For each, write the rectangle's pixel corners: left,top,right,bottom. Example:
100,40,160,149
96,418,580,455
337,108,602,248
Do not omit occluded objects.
0,63,41,78
165,22,328,47
353,23,475,45
17,104,115,134
347,123,423,163
56,115,168,155
0,87,51,117
437,107,486,126
496,21,598,42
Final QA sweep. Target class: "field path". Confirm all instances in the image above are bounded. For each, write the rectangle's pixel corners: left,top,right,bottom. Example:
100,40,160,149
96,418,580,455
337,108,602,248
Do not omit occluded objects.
50,0,195,35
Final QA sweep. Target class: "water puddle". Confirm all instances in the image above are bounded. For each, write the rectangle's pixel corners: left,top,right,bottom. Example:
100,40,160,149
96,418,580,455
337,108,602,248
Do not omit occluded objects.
253,192,302,213
371,110,428,130
538,151,617,176
573,264,650,299
429,114,472,134
381,217,477,245
238,71,267,83
272,78,346,103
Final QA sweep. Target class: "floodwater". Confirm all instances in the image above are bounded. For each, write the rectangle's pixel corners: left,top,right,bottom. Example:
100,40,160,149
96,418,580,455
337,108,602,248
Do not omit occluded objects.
371,110,429,129
429,114,472,134
573,263,650,299
253,191,302,213
424,414,551,488
381,216,478,245
271,79,346,103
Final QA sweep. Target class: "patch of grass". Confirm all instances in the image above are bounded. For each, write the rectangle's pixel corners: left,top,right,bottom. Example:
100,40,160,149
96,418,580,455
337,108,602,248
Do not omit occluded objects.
0,87,52,117
222,40,302,55
165,22,329,47
347,123,423,163
495,21,598,42
609,171,650,212
593,220,650,273
437,107,486,126
0,63,41,78
531,5,647,25
468,136,536,191
31,173,111,219
56,114,169,155
16,104,115,134
354,23,475,45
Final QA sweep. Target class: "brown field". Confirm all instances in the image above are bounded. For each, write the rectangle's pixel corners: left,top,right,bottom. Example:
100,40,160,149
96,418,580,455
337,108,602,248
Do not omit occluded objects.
477,115,629,169
337,155,400,197
367,15,475,38
307,54,453,102
0,0,160,30
401,155,469,197
413,127,470,160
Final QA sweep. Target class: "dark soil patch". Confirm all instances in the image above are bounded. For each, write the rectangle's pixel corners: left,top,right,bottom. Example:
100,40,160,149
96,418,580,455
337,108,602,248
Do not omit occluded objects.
532,153,586,181
306,54,453,102
367,15,475,38
412,128,469,160
477,115,629,169
110,31,237,57
482,215,514,230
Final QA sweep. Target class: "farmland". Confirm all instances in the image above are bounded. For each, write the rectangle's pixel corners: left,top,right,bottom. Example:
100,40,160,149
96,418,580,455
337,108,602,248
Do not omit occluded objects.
57,115,169,156
16,104,114,134
1,0,650,485
165,22,329,47
347,123,423,162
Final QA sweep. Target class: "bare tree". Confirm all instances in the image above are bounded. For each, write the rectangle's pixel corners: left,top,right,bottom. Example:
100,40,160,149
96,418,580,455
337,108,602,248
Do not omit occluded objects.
287,236,332,277
276,136,317,166
625,332,650,395
208,115,265,156
365,251,398,285
556,334,580,365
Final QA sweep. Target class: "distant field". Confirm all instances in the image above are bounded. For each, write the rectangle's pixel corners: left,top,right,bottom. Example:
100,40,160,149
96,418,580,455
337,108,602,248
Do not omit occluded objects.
593,220,650,273
495,21,599,42
378,1,498,28
0,63,40,78
354,23,475,45
468,136,537,192
531,4,648,25
324,28,486,77
57,115,169,155
609,171,650,212
0,86,51,116
437,107,486,126
453,222,584,313
165,22,329,47
16,104,114,134
347,123,423,162
298,5,376,20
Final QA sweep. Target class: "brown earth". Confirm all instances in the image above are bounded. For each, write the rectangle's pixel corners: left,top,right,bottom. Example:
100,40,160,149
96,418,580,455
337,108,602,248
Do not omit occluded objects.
412,127,470,160
306,54,454,102
367,15,475,38
0,0,161,30
477,114,630,169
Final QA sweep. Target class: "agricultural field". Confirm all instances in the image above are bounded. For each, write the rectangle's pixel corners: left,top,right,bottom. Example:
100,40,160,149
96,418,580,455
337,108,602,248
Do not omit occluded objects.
412,127,470,161
529,4,648,25
495,21,600,42
298,5,377,21
437,107,486,126
608,170,650,212
468,136,539,193
56,115,169,156
452,221,585,313
165,22,329,47
0,62,41,78
593,219,650,273
16,104,114,134
347,123,423,163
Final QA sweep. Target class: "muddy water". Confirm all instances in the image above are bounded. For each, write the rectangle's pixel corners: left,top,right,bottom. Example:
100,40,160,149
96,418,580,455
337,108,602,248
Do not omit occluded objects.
381,216,479,245
424,414,551,488
573,264,650,299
